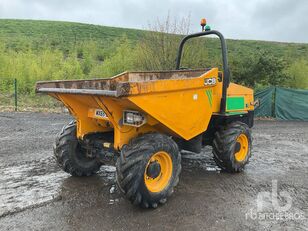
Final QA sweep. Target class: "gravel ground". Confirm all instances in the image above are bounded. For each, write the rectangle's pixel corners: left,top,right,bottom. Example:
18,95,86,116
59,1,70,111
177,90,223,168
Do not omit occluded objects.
0,112,307,231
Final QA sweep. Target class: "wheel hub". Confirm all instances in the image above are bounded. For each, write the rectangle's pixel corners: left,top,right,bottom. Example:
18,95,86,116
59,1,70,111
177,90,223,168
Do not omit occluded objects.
144,151,173,193
146,161,161,179
235,142,241,153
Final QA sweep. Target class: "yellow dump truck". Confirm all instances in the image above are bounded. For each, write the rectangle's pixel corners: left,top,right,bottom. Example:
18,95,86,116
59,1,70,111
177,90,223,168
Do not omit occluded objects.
36,20,255,208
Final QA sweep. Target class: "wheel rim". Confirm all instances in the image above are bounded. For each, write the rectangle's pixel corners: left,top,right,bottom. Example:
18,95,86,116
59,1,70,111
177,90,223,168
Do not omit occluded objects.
144,151,173,193
234,134,249,162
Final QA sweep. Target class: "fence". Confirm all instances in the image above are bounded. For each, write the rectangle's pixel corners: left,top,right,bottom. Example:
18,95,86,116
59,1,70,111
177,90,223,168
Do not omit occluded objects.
0,78,18,111
254,87,308,121
0,78,64,112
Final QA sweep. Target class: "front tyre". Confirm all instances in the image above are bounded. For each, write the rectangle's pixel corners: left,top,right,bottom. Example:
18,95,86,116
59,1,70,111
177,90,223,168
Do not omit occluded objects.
116,133,181,208
212,121,252,172
53,121,102,176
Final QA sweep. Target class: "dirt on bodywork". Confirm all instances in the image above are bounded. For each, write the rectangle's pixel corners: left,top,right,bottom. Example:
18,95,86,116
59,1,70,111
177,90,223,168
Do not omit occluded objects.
0,112,307,230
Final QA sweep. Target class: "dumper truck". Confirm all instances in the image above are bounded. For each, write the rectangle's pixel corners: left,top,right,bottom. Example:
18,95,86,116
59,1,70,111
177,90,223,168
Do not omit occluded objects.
36,19,255,208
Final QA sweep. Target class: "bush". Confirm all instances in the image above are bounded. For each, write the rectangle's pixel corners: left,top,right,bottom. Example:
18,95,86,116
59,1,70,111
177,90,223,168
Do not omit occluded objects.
287,59,308,89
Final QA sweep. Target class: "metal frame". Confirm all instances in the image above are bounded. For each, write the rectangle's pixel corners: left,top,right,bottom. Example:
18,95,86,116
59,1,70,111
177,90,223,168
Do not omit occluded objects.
175,30,230,113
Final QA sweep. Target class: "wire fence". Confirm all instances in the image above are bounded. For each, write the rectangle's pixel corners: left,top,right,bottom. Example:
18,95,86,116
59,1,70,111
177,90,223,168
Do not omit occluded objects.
0,78,18,111
0,78,64,112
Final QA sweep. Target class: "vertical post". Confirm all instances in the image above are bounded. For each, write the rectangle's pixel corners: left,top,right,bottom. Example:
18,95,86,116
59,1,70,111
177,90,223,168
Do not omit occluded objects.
14,78,17,111
273,86,276,118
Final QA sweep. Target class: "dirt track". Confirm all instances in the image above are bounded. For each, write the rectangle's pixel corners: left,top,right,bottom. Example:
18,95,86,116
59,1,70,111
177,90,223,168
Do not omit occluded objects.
0,112,307,230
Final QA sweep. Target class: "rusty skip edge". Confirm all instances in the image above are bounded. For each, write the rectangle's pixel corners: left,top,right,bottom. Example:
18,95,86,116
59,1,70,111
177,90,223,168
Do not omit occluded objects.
35,82,131,97
35,69,211,98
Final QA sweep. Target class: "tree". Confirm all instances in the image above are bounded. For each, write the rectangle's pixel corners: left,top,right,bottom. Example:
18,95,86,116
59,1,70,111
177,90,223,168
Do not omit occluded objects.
134,14,209,71
230,51,289,88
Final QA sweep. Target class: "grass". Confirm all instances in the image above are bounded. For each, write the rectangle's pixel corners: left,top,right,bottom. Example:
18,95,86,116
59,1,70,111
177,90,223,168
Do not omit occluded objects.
1,19,307,60
0,93,64,112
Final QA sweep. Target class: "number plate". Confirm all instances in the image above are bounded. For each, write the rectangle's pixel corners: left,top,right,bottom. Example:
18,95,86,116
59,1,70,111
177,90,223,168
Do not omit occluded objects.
95,109,107,118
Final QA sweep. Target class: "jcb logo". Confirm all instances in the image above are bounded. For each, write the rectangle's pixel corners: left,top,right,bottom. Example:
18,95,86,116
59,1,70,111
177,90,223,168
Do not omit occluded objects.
204,77,216,86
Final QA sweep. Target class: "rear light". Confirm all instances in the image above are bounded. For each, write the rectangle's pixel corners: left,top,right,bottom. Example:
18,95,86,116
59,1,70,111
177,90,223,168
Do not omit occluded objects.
123,110,146,127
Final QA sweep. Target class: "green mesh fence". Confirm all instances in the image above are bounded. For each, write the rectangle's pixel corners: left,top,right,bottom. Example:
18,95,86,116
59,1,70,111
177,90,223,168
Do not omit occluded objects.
254,87,308,121
275,87,308,121
254,87,275,117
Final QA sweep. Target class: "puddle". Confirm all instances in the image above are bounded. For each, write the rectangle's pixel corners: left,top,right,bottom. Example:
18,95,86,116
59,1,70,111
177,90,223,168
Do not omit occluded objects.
0,157,69,217
99,166,122,205
0,157,122,217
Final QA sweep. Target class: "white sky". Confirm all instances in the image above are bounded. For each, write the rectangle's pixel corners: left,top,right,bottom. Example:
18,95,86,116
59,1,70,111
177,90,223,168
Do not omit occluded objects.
0,0,307,43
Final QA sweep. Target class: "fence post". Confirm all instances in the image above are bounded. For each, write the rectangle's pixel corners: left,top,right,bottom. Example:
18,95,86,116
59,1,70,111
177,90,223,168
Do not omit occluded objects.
272,86,276,118
14,78,17,111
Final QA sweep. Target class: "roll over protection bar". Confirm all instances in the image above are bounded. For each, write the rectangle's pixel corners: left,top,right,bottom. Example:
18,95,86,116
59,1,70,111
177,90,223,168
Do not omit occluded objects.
175,30,230,113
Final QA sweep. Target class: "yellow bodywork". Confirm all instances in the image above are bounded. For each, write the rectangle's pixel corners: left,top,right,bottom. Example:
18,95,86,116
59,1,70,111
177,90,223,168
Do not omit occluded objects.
36,68,254,150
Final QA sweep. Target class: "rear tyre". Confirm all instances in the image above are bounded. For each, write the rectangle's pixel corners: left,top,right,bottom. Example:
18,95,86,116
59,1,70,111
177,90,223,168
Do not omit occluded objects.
212,121,252,172
116,133,181,208
53,121,102,176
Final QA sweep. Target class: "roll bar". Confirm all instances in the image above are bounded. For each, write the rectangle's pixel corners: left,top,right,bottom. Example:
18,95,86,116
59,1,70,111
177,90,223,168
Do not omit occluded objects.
175,30,230,113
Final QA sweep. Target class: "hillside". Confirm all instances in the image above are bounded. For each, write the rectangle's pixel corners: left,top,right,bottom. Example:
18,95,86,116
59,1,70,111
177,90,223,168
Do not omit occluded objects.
0,19,308,110
1,19,307,60
0,19,143,44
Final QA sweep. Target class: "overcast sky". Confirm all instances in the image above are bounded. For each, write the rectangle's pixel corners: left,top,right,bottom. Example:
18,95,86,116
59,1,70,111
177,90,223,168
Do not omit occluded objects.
0,0,307,43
